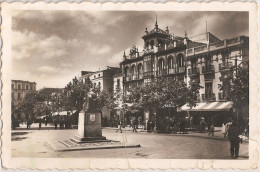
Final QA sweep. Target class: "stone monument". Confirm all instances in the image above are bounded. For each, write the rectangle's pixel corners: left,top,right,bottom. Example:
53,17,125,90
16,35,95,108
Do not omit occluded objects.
73,90,106,143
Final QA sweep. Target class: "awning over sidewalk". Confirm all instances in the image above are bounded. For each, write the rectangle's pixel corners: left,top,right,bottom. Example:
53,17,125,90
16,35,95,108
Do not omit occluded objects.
180,101,233,112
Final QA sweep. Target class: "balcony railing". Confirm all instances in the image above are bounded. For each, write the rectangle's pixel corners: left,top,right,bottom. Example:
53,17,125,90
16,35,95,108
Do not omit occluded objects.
202,93,216,102
219,62,233,71
188,68,200,76
168,68,177,74
218,92,228,101
136,74,143,80
202,65,215,74
124,76,129,82
178,66,186,73
143,71,154,77
157,69,167,76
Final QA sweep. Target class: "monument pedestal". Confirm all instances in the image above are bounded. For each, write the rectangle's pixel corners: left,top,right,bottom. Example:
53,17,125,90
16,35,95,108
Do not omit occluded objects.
72,110,106,143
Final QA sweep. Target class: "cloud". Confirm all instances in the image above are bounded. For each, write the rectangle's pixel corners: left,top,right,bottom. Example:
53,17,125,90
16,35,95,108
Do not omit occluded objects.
11,11,248,89
37,66,56,73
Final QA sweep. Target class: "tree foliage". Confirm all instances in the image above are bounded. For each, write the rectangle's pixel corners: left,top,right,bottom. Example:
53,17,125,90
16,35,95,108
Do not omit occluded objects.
62,77,92,111
220,62,249,118
127,77,200,111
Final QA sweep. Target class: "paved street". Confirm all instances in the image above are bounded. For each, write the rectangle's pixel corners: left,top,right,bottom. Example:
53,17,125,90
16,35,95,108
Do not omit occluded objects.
12,124,249,159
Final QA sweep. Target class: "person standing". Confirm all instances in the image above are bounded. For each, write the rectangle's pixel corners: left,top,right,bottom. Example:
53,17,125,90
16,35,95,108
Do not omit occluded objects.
39,119,42,130
132,116,137,133
221,123,227,138
54,119,58,130
228,122,241,159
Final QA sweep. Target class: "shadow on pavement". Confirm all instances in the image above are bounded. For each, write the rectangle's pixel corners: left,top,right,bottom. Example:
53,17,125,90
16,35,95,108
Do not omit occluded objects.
11,137,28,141
12,127,76,131
11,131,30,136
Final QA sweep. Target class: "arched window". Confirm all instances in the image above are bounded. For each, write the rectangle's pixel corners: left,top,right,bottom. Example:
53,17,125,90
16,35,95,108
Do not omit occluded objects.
158,58,165,76
131,65,136,79
168,56,174,69
137,63,143,79
150,40,154,49
146,42,149,49
124,67,129,77
177,54,184,67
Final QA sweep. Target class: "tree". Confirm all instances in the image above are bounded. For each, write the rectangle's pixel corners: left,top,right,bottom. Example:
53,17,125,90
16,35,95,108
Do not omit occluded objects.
62,76,92,112
127,76,200,130
220,62,249,123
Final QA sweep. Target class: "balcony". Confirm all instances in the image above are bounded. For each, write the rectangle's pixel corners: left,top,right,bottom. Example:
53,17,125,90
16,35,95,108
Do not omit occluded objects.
157,69,167,76
219,62,233,71
168,68,176,74
202,93,216,102
143,71,154,78
124,76,130,82
202,65,215,74
136,74,143,80
178,66,186,73
188,68,200,76
218,92,228,101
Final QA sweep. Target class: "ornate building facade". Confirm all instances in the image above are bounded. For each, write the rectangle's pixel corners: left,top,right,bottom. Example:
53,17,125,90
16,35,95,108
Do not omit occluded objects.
118,20,249,128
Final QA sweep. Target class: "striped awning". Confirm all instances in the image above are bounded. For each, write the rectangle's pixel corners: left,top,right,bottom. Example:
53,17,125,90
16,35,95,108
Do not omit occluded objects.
181,101,233,111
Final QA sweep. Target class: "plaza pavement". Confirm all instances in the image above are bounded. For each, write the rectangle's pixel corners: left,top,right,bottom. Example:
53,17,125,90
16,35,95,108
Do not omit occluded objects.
11,123,249,159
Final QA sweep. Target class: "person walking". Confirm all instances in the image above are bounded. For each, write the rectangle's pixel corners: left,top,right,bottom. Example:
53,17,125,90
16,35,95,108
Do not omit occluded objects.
228,122,241,159
208,124,215,136
132,116,138,133
116,115,122,133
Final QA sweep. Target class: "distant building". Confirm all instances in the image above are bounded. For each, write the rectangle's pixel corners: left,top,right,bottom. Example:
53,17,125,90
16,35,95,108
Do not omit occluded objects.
11,80,36,120
38,87,63,96
80,66,121,119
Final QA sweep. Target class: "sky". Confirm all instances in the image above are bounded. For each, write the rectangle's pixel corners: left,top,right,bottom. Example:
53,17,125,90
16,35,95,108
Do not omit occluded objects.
11,11,248,89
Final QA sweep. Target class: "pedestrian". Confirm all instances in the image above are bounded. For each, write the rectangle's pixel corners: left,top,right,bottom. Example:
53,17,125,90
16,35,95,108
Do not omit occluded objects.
45,117,48,126
200,118,205,133
26,119,31,129
132,116,137,133
39,119,42,130
221,123,227,138
208,124,215,136
116,115,122,133
228,122,241,159
54,119,58,130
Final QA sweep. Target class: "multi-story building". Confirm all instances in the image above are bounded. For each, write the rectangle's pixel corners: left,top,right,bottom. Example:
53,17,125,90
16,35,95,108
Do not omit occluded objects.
120,20,218,126
119,20,249,128
11,80,36,120
181,35,249,126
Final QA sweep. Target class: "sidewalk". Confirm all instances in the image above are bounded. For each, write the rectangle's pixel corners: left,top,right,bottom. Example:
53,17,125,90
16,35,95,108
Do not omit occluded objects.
14,124,249,143
103,126,249,142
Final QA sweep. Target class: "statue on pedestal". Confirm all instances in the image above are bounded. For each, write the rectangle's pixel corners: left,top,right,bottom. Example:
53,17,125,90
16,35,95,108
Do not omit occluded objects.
73,89,106,143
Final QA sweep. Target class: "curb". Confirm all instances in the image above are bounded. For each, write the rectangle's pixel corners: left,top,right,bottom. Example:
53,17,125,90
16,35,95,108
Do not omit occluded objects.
45,141,141,152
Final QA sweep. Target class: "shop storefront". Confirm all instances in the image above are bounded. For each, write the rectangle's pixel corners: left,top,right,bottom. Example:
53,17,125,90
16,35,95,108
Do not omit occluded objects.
180,101,234,128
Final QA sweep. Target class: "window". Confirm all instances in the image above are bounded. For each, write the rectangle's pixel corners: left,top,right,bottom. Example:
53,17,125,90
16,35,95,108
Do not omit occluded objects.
12,84,14,89
18,93,21,99
18,84,21,90
117,79,120,89
98,74,100,77
26,85,29,90
205,82,213,97
177,54,184,67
